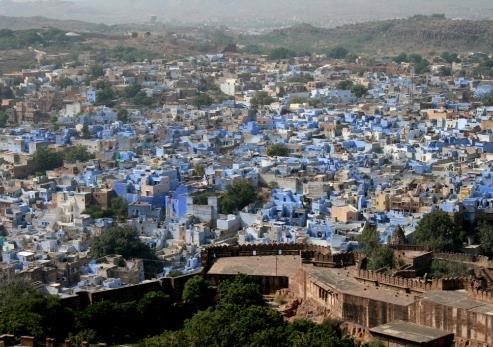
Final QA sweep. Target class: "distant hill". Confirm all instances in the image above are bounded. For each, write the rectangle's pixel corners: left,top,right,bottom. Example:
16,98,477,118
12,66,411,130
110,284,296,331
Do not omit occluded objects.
244,16,493,55
1,0,493,29
0,15,492,58
0,16,117,33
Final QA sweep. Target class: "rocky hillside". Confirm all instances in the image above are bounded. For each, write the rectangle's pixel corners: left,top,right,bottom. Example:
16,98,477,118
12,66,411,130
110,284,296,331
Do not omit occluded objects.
245,16,493,55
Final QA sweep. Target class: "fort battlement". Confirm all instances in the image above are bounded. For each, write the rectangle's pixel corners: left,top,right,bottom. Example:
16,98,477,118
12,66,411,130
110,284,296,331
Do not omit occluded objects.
356,269,468,293
201,243,354,269
390,245,493,269
467,286,493,305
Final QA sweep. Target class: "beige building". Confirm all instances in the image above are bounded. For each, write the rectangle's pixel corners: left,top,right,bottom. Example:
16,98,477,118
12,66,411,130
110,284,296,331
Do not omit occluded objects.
140,176,170,197
331,203,359,223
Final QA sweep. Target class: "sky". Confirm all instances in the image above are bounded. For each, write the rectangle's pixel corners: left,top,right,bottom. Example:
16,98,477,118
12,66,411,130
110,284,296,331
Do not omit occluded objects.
1,0,492,28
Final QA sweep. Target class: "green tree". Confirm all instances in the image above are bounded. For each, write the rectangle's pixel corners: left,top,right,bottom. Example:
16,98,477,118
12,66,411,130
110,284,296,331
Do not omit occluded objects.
0,281,74,340
218,274,264,308
117,109,129,123
167,269,183,277
413,210,463,251
287,73,314,83
358,226,394,270
483,93,493,106
57,77,74,89
394,53,430,74
439,66,452,76
394,53,408,64
89,65,104,78
474,59,493,78
283,319,353,347
111,197,128,220
269,47,296,60
193,94,213,108
74,290,174,345
336,80,354,90
64,145,94,163
367,246,394,271
125,84,141,98
364,340,385,347
267,143,290,157
133,91,153,106
478,222,493,257
411,56,430,74
0,279,36,308
221,179,257,214
142,275,353,347
90,226,162,277
440,52,461,64
430,259,470,278
250,91,274,107
0,110,7,127
96,85,114,106
76,300,134,343
32,147,64,173
345,53,358,63
0,84,14,98
358,226,380,255
193,192,214,205
136,291,172,335
182,276,213,309
290,96,310,105
193,164,205,177
328,46,349,59
141,330,187,347
81,124,91,139
351,84,368,98
83,205,115,219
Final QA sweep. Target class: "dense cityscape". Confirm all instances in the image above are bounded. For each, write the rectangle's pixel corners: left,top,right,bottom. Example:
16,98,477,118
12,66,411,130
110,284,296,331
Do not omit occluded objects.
0,4,493,346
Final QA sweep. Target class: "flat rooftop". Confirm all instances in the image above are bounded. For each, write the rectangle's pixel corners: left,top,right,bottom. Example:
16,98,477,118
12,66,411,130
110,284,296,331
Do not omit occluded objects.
305,265,416,306
421,290,493,312
207,255,301,277
370,320,453,343
396,250,432,258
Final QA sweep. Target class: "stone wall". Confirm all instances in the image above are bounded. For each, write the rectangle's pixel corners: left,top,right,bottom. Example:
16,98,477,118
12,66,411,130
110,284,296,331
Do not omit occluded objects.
414,297,493,344
356,269,468,293
61,273,197,309
259,173,302,194
313,252,355,268
467,287,493,305
342,293,412,328
201,243,353,270
390,245,493,269
340,322,372,344
206,273,289,294
289,268,413,328
434,252,493,269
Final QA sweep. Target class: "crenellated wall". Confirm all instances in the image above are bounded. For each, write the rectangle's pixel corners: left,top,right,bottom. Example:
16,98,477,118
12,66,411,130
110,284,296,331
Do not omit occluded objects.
467,287,493,305
356,269,469,293
340,322,372,343
201,243,354,270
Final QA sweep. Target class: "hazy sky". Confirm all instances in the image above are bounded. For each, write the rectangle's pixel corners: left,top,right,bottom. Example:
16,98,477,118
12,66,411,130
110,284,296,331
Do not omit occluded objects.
1,0,493,28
